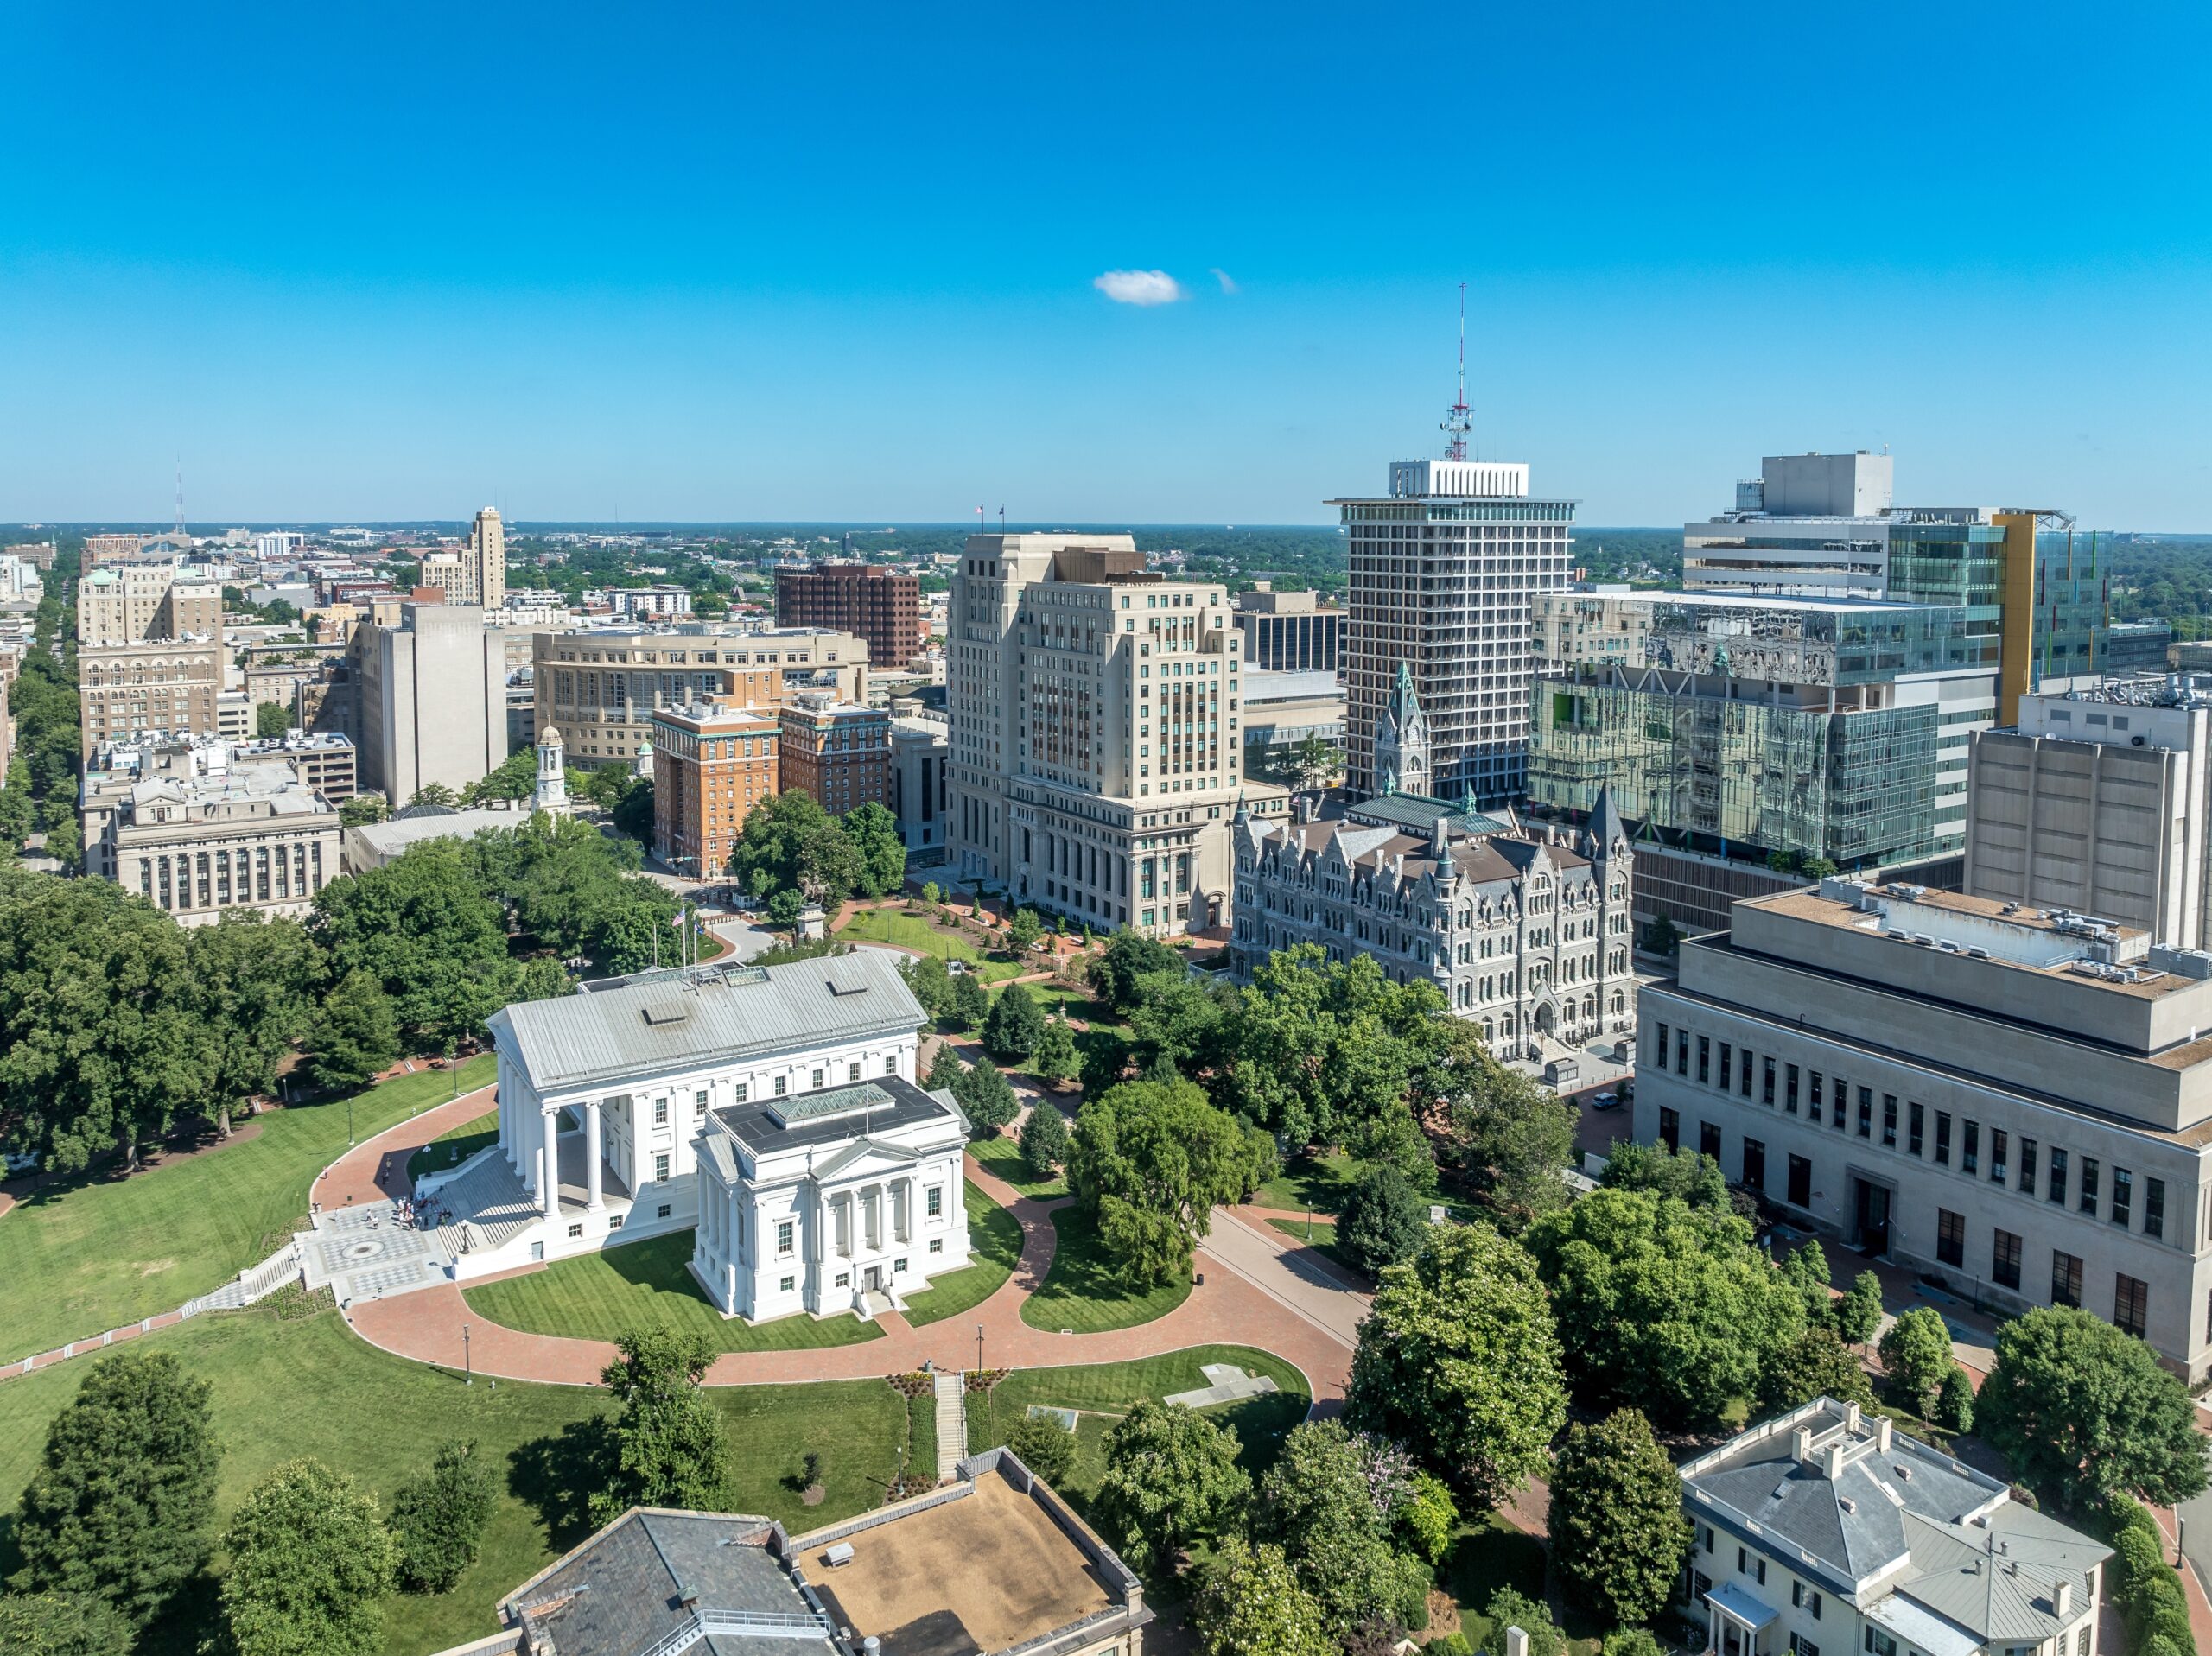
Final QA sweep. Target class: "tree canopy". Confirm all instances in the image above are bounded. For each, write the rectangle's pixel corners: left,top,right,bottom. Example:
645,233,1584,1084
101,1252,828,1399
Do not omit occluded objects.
1975,1305,2208,1510
1525,1186,1805,1430
1252,1421,1432,1633
1092,1401,1249,1571
592,1327,734,1523
1547,1409,1692,1627
728,791,864,909
1338,1165,1427,1274
1067,1078,1261,1286
312,841,516,1047
1344,1223,1567,1508
1191,1538,1333,1656
215,1457,397,1656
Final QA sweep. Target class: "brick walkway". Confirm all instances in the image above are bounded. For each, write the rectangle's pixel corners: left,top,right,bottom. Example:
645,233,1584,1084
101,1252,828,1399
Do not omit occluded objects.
335,1107,1357,1403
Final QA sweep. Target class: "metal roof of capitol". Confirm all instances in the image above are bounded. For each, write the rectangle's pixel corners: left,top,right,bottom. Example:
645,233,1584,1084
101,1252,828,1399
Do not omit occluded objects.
491,949,925,1092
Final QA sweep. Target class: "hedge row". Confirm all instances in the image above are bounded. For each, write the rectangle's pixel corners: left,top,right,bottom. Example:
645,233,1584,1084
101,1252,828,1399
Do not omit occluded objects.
2107,1494,2196,1656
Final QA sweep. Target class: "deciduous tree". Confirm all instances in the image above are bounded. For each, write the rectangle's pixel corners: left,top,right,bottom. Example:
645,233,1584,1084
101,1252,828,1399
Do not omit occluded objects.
1877,1307,1955,1417
1433,1040,1576,1233
592,1327,734,1522
1976,1305,2207,1509
1252,1421,1430,1633
982,982,1046,1063
1599,1140,1732,1211
1548,1409,1692,1627
11,1351,219,1625
1191,1539,1334,1656
1005,907,1045,956
1031,1014,1078,1086
1004,1415,1075,1487
386,1440,496,1596
188,912,321,1134
216,1457,397,1656
841,803,906,899
1089,930,1185,1016
1755,1325,1874,1418
1338,1165,1427,1274
1834,1271,1885,1348
1067,1080,1255,1286
306,969,401,1092
1093,1401,1249,1572
730,791,863,910
311,841,516,1046
1344,1224,1566,1508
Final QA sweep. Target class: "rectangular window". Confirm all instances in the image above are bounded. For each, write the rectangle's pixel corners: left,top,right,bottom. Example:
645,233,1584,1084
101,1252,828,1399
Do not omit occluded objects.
849,1061,862,1083
1808,1070,1823,1123
653,1098,669,1126
1743,1139,1766,1192
1719,1044,1732,1092
926,1186,944,1217
779,1275,795,1293
2051,1250,2082,1308
1790,1639,1821,1656
2080,1157,2099,1216
1908,1102,1923,1156
1882,1095,1897,1147
2019,1138,2037,1194
1697,1035,1711,1084
810,1069,826,1090
1785,1063,1800,1114
1990,1128,2008,1183
653,1152,669,1183
929,1237,943,1253
1700,1121,1722,1161
2116,1272,2150,1340
2113,1168,2133,1228
1935,1111,1952,1165
695,1089,708,1116
1787,1154,1811,1209
1652,1021,1669,1066
884,1054,898,1075
836,1272,850,1288
1832,1075,1847,1132
1676,1031,1689,1075
1866,1632,1897,1656
1741,1051,1753,1099
1762,1057,1776,1106
774,1076,787,1097
2147,1177,2166,1240
1659,1107,1681,1152
735,1082,750,1102
1858,1088,1872,1138
1937,1209,1965,1266
2049,1148,2068,1205
1993,1228,2023,1290
776,1220,794,1255
1962,1120,1980,1175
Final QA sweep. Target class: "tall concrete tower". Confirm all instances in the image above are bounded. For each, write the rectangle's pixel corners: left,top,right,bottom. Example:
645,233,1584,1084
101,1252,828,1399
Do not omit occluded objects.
469,507,507,610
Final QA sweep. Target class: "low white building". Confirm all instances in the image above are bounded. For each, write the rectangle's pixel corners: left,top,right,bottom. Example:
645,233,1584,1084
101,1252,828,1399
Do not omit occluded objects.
480,949,969,1320
1681,1398,2108,1656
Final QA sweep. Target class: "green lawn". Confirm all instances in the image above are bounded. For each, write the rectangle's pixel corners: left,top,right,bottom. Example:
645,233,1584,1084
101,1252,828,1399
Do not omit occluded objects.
0,1301,923,1656
837,906,1027,981
1265,1215,1364,1278
967,1130,1069,1198
1251,1151,1367,1215
408,1108,499,1183
900,1181,1023,1326
1020,1208,1191,1333
0,1056,496,1364
963,1346,1310,1507
1439,1515,1558,1654
462,1231,882,1352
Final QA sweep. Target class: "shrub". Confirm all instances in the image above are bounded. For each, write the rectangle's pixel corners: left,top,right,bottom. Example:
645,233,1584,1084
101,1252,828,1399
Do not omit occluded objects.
1005,1414,1076,1488
1934,1366,1975,1432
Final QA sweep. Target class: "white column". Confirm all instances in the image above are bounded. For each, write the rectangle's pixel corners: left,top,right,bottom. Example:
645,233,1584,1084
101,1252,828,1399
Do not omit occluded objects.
585,1101,605,1212
542,1108,561,1216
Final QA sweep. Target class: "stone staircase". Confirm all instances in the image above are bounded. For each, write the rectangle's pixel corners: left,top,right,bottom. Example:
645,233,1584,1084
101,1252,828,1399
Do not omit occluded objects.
932,1369,967,1482
421,1150,543,1262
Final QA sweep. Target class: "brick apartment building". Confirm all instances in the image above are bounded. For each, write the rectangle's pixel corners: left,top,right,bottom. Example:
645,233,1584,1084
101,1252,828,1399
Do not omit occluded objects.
779,695,890,816
775,563,922,672
652,703,779,877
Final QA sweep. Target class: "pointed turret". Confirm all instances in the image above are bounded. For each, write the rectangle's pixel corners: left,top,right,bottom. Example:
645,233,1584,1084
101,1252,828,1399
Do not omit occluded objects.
1586,784,1627,860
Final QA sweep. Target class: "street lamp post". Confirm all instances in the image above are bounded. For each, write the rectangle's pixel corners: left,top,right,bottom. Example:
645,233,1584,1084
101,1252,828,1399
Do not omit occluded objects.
464,1324,472,1386
976,1323,984,1374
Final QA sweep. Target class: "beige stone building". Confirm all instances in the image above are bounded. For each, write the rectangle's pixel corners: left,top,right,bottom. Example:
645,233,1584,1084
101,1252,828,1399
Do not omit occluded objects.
418,507,507,608
533,625,868,766
75,566,227,754
352,602,509,802
947,533,1286,936
80,736,341,923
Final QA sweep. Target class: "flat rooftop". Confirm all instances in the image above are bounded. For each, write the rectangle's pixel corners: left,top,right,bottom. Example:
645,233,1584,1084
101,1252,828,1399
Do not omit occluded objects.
797,1470,1120,1656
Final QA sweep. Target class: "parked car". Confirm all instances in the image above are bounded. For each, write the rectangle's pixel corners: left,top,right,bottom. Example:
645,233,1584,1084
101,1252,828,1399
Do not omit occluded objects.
1592,1090,1622,1111
3,1150,39,1177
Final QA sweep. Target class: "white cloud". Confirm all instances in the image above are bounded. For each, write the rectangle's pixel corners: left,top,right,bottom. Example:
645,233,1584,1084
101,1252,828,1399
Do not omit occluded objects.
1093,269,1187,306
1210,267,1239,295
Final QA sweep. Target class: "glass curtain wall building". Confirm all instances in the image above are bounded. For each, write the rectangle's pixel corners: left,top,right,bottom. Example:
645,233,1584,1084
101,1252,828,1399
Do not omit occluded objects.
1528,595,1989,869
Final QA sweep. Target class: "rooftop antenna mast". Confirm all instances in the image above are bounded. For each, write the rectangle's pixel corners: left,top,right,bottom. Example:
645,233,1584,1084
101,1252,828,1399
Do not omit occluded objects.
1440,283,1471,463
175,457,186,538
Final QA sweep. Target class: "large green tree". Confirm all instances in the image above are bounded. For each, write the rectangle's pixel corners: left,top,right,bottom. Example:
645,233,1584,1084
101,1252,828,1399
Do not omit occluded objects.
11,1350,219,1625
982,982,1046,1063
1191,1539,1334,1656
729,790,863,910
311,841,516,1045
592,1327,734,1523
1524,1187,1805,1430
1031,1015,1078,1087
1338,1165,1427,1274
305,968,402,1092
1434,1050,1577,1234
1877,1308,1957,1418
1598,1140,1732,1211
1019,1098,1071,1174
1548,1409,1693,1627
841,803,906,898
1252,1421,1429,1633
955,1057,1020,1139
1089,930,1185,1016
0,1591,135,1654
215,1458,397,1656
188,913,321,1133
0,872,220,1171
1976,1305,2208,1509
1092,1401,1249,1572
1755,1325,1874,1418
386,1440,497,1596
1344,1223,1567,1509
1067,1079,1257,1286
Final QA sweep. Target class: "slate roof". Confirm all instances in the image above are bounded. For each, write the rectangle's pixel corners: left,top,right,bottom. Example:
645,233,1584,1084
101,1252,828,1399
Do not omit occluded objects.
489,950,925,1094
499,1508,836,1656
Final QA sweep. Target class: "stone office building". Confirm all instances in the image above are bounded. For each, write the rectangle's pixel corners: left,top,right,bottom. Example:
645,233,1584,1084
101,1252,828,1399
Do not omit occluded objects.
1638,877,2212,1379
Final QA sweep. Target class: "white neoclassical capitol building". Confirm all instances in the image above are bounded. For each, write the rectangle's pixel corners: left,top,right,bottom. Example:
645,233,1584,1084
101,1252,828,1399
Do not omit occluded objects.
475,949,972,1321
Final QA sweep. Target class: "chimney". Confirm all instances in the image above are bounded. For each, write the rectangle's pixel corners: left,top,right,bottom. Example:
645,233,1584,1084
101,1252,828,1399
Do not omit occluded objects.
1844,1402,1863,1434
2056,1582,2073,1617
1792,1427,1815,1462
1506,1628,1529,1656
1874,1418,1892,1452
1824,1443,1847,1480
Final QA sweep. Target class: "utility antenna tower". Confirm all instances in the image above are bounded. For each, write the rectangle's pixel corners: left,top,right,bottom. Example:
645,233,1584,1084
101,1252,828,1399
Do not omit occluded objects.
1439,283,1471,462
174,457,186,537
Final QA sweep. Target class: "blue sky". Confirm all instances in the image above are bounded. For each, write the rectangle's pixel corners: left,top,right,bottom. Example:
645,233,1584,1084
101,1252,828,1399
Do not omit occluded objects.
3,2,2209,528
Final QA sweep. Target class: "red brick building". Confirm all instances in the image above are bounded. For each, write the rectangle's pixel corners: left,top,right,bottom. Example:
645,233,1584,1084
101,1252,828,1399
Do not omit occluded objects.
651,703,779,877
777,695,890,817
775,563,922,671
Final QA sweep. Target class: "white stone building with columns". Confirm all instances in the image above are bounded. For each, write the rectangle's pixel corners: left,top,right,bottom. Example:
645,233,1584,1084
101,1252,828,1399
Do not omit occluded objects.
479,949,964,1318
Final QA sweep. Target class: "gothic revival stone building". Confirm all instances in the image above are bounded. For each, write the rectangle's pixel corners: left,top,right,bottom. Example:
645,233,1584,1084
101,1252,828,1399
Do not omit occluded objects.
1229,787,1637,1062
1372,659,1432,796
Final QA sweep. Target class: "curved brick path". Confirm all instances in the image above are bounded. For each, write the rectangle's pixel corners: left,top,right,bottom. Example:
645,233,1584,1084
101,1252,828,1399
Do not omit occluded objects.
332,1088,1357,1404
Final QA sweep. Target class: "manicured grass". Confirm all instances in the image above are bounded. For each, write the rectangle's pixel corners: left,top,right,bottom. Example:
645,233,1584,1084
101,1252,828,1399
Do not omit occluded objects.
1440,1515,1557,1655
967,1130,1069,1199
0,1304,920,1656
900,1180,1023,1326
837,905,1027,981
0,1056,496,1363
462,1231,882,1352
1251,1151,1366,1215
963,1346,1311,1507
1266,1215,1363,1278
1019,1207,1191,1333
407,1107,499,1182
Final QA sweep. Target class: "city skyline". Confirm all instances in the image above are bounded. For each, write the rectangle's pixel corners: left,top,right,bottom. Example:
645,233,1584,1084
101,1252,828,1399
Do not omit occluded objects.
3,3,2209,528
